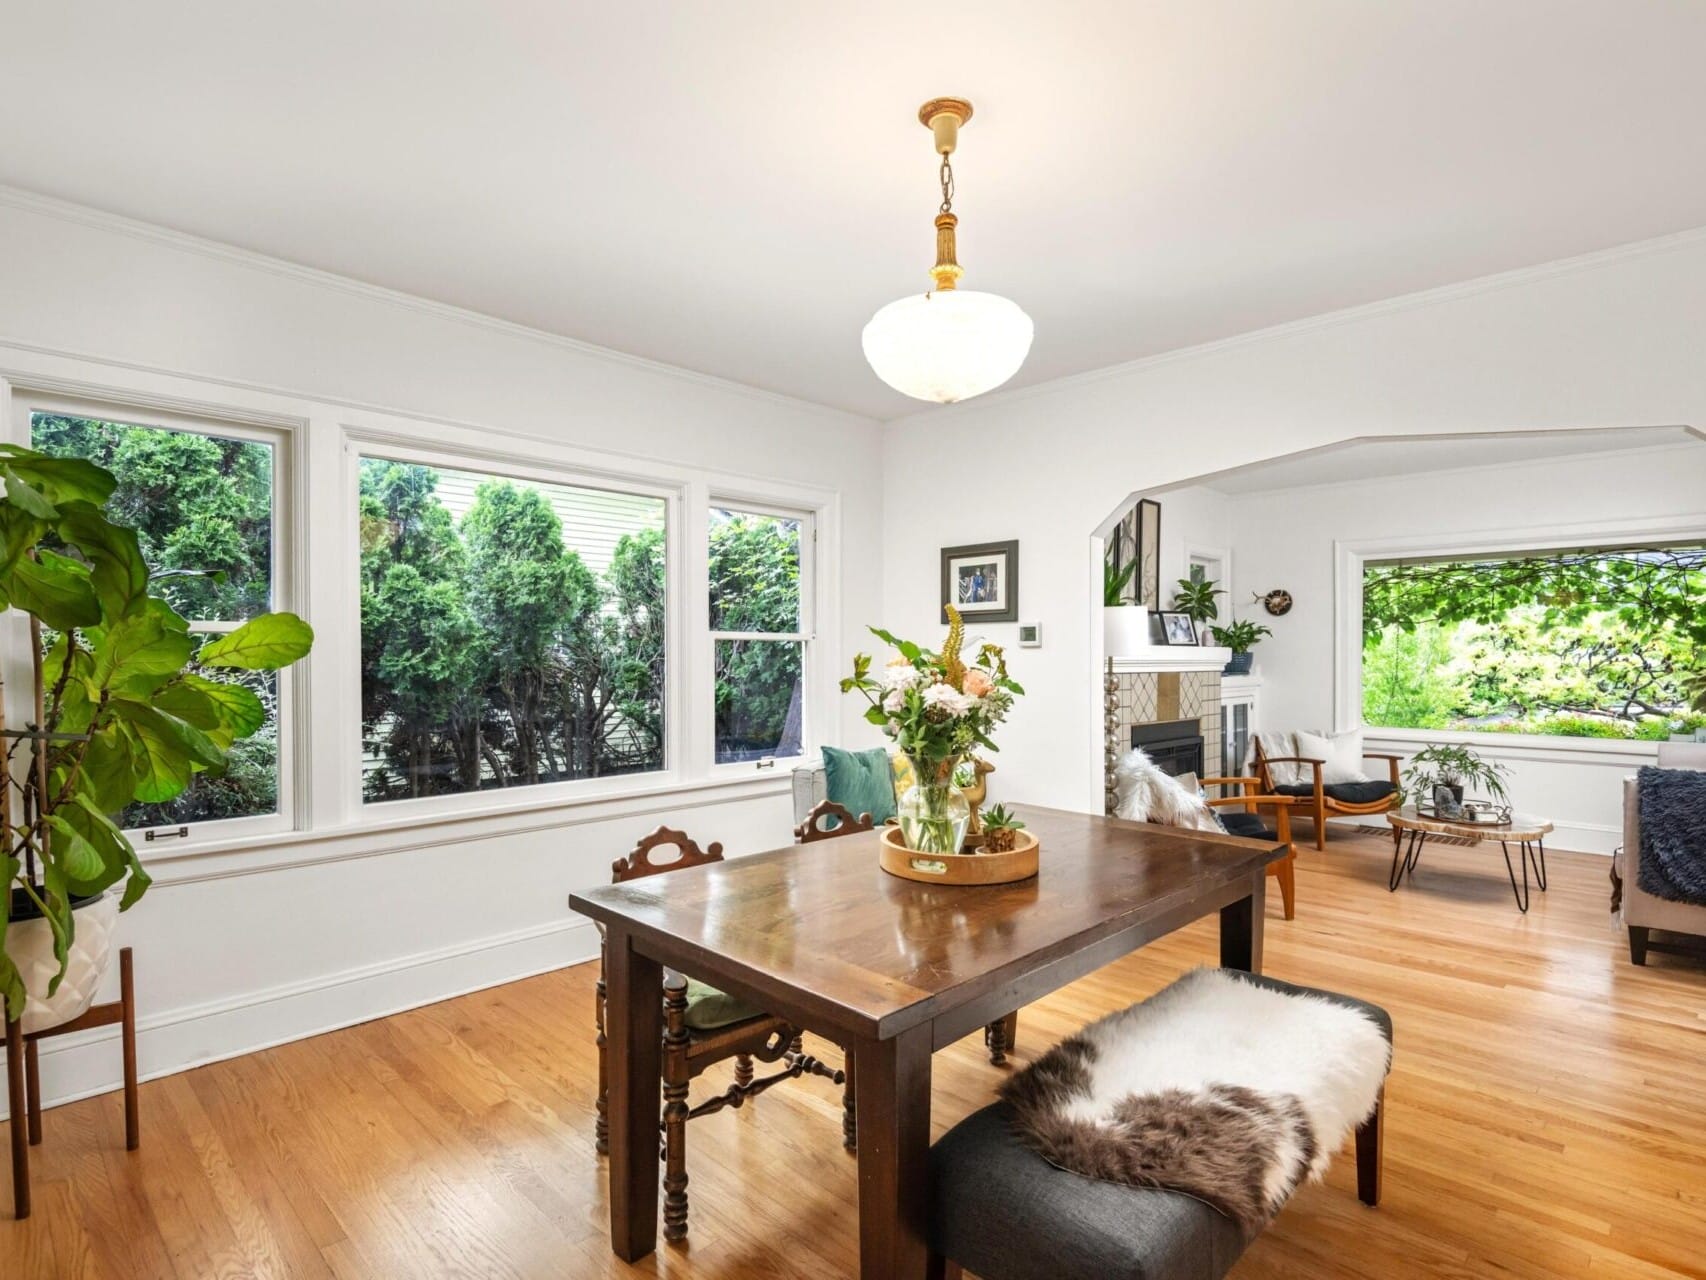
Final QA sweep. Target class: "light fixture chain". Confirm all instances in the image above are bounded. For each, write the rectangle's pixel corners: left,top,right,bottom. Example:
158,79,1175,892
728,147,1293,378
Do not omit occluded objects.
938,153,955,215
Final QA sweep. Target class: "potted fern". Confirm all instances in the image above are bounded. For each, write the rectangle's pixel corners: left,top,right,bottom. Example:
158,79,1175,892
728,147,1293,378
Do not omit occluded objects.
1,445,314,1031
1102,556,1149,656
1403,743,1510,809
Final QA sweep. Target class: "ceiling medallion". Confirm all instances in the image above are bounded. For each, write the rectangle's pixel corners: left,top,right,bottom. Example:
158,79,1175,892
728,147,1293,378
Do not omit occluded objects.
861,97,1034,404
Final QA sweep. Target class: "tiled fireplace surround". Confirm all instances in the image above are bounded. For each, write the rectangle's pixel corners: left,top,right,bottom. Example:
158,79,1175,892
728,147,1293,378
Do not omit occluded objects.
1103,665,1224,815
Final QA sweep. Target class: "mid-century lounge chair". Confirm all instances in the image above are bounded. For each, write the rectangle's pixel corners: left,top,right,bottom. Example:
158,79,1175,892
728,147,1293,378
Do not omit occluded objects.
1252,733,1402,850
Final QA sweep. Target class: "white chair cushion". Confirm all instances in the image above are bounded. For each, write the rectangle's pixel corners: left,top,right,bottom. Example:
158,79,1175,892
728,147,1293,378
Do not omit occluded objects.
1296,730,1372,785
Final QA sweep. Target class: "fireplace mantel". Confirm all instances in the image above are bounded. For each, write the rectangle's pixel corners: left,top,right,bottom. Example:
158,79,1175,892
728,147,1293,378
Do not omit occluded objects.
1109,646,1232,674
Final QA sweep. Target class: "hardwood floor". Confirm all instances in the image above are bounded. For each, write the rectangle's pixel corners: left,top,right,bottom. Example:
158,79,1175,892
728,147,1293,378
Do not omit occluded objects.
4,828,1704,1279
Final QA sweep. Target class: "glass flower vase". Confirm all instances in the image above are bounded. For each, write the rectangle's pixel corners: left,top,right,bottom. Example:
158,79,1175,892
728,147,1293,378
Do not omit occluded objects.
897,752,970,854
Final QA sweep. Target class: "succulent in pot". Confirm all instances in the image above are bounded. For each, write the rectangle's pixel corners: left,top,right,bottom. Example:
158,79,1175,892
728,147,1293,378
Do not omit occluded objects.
1,445,315,1028
980,804,1025,853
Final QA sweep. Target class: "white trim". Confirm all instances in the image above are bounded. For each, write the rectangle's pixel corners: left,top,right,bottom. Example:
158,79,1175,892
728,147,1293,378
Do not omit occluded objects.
887,222,1706,425
0,184,868,424
3,916,601,1120
1335,513,1706,733
1111,648,1234,674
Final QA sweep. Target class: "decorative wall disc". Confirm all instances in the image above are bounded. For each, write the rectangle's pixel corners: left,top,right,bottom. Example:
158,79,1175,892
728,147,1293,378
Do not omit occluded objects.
1261,589,1293,616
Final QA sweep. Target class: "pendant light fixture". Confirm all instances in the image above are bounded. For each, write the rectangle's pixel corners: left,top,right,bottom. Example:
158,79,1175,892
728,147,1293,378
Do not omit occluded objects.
862,97,1034,405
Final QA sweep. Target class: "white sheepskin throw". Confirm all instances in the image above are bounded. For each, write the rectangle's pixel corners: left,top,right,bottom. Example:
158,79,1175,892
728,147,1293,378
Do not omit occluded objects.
1112,748,1221,831
1000,969,1391,1237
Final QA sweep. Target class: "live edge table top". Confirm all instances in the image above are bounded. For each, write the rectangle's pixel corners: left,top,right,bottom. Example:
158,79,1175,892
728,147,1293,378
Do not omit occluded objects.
568,806,1286,1044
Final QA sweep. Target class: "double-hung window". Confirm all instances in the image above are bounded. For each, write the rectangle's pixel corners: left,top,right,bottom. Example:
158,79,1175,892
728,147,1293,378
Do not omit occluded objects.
356,449,670,804
708,503,813,767
20,396,292,841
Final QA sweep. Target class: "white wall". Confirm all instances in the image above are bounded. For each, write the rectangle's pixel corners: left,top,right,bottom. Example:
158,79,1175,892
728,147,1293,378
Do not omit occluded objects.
882,228,1706,816
1220,441,1706,852
0,192,885,1115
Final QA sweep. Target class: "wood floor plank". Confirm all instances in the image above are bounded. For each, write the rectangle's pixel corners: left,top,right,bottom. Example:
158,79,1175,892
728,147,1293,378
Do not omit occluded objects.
3,829,1703,1278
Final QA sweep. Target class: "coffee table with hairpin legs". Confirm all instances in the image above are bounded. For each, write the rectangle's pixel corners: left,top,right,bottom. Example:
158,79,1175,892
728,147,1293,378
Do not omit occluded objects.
1387,805,1553,913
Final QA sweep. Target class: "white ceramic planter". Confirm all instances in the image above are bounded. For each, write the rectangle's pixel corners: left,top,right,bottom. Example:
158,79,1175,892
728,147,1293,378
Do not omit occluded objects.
1103,605,1150,657
6,888,120,1034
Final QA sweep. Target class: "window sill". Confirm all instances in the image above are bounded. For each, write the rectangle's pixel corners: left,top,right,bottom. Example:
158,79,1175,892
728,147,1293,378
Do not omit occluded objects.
140,769,801,886
1362,726,1661,766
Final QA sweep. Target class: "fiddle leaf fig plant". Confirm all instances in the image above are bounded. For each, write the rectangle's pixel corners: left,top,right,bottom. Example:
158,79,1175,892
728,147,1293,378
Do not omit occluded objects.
0,445,314,1019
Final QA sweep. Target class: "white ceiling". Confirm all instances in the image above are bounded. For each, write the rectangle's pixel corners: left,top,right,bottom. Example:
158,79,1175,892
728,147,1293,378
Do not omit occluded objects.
1194,427,1704,494
7,2,1706,419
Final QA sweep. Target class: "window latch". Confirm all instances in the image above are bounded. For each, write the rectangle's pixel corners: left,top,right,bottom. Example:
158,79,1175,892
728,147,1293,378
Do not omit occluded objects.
145,826,189,842
756,757,776,771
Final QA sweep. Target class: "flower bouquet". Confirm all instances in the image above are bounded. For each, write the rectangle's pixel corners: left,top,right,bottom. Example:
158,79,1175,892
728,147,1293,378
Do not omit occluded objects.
842,605,1024,853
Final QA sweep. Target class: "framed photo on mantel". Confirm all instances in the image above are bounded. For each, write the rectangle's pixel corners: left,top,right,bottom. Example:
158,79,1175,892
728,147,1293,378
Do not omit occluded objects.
941,540,1019,623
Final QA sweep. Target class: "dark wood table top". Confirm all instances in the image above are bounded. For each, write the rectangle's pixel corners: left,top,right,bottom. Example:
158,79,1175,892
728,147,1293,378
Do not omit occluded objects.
570,806,1284,1042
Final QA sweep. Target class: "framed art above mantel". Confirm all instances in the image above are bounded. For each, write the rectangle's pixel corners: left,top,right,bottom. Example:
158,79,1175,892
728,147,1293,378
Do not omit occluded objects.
941,539,1019,623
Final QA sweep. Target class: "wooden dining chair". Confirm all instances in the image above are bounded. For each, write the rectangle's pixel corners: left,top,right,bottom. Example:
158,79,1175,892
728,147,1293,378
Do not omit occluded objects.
794,798,876,842
593,826,846,1243
1202,775,1298,919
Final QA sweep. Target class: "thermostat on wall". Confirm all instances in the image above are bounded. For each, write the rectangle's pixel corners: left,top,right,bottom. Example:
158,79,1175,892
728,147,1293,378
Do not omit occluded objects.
1018,622,1041,647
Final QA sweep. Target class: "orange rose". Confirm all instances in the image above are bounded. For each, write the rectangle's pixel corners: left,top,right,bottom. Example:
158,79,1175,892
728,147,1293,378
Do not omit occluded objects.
962,669,993,698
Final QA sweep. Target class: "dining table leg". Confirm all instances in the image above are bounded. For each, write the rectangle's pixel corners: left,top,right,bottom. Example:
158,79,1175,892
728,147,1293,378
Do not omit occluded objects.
604,923,663,1263
1219,870,1266,974
854,1023,934,1280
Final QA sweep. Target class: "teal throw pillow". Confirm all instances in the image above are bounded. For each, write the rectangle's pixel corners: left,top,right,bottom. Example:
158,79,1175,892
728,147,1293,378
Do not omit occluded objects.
822,746,898,825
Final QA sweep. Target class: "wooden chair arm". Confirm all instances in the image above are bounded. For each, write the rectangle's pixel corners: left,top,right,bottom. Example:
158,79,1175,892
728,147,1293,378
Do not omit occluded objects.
1362,752,1404,785
1258,756,1326,767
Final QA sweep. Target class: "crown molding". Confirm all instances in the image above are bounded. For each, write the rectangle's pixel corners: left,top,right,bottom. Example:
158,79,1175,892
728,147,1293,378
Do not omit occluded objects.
889,222,1706,426
0,184,874,426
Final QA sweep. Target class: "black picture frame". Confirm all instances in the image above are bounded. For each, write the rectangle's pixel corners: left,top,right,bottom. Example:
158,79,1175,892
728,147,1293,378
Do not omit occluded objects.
1109,498,1162,609
1155,610,1198,646
940,540,1019,623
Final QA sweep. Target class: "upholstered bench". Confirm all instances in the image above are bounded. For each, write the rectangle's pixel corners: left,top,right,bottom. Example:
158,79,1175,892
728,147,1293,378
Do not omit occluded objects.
928,972,1392,1280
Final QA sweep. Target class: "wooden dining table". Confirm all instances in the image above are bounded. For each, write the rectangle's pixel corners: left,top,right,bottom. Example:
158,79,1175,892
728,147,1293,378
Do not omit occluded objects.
568,804,1286,1279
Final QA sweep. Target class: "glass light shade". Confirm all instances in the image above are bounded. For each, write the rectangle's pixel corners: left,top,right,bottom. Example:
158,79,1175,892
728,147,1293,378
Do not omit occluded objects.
862,289,1034,404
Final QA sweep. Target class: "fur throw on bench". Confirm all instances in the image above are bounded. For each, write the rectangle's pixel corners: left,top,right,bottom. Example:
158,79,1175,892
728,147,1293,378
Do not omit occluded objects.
1000,969,1390,1238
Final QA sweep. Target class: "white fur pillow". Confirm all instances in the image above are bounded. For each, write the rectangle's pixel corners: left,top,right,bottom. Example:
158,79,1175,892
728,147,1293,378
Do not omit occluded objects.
1113,749,1223,832
1296,730,1371,785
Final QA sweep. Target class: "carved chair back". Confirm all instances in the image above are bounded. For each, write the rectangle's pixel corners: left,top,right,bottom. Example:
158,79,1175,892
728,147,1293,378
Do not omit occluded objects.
794,800,875,844
611,826,725,884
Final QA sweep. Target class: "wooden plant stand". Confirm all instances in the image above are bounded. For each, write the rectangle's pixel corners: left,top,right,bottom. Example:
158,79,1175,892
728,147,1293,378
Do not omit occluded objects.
5,946,138,1219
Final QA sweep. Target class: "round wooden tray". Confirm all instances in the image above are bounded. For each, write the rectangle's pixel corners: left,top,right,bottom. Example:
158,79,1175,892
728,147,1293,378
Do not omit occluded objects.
879,825,1039,885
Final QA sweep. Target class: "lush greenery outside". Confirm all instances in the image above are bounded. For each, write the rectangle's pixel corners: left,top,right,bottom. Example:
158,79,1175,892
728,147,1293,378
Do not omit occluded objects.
1363,545,1706,740
31,413,281,826
710,508,805,762
359,458,672,800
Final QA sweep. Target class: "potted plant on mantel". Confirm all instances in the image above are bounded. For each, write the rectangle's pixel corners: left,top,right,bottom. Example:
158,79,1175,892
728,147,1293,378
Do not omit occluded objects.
1172,576,1224,646
1209,618,1272,676
1402,743,1511,809
1102,556,1148,656
1,444,314,1031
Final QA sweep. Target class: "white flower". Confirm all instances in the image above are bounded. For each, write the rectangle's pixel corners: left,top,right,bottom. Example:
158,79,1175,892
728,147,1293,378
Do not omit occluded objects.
922,683,974,717
882,662,923,691
882,688,907,714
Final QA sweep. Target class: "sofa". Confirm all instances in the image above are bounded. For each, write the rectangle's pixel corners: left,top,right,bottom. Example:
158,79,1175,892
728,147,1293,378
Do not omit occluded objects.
1617,741,1706,964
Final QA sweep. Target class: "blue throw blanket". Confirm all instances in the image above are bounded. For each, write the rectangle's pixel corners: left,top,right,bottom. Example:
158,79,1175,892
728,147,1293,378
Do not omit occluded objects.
1636,765,1706,905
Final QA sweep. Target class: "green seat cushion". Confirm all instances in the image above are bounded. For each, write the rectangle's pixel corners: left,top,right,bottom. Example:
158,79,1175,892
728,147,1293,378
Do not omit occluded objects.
683,978,766,1031
823,745,898,825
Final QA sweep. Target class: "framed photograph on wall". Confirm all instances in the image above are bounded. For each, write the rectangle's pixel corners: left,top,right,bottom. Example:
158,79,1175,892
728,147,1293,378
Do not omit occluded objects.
941,540,1019,623
1156,610,1198,646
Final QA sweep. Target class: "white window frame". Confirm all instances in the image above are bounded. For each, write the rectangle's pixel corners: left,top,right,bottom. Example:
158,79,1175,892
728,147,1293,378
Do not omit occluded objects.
706,497,816,774
2,384,302,847
344,433,687,821
1335,512,1706,758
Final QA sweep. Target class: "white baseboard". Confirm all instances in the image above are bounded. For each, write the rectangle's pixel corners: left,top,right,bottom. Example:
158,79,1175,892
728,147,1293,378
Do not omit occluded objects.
2,917,601,1120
